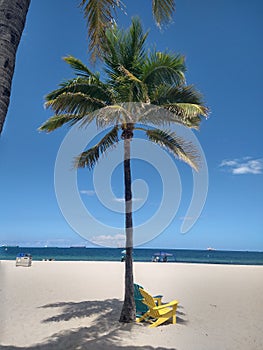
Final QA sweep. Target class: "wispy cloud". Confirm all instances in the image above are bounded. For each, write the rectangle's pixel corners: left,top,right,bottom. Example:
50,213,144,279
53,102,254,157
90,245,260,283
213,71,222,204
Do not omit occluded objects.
91,234,125,247
114,197,125,202
80,190,95,196
179,216,194,221
114,197,143,202
219,157,263,175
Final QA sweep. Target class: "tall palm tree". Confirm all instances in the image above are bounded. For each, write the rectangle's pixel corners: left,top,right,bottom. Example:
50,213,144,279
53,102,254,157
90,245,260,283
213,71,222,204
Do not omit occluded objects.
0,0,31,134
39,18,208,322
0,0,175,134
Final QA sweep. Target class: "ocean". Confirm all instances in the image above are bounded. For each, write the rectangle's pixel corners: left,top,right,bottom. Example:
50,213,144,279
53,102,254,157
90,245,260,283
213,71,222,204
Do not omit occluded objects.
0,246,263,265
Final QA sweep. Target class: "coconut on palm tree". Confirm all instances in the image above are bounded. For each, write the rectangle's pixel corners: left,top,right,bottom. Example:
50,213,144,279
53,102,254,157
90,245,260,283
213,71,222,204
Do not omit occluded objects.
0,0,175,134
39,17,208,322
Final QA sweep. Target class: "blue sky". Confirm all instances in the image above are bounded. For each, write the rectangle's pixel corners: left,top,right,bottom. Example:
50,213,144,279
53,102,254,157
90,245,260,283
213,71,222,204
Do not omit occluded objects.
0,0,262,250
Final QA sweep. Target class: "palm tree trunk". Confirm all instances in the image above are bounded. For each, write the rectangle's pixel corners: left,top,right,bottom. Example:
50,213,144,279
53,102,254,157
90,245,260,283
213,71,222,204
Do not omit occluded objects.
119,137,136,322
0,0,31,134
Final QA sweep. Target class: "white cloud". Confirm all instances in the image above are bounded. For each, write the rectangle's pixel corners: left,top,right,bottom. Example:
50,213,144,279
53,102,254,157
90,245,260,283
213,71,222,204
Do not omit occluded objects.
114,197,125,202
114,197,143,202
220,160,238,167
219,157,263,175
179,216,194,221
80,190,95,196
91,234,125,247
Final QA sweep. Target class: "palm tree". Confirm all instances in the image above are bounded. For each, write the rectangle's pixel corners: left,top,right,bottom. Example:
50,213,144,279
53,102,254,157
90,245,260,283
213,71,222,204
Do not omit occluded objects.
0,0,175,134
0,0,31,134
39,17,208,322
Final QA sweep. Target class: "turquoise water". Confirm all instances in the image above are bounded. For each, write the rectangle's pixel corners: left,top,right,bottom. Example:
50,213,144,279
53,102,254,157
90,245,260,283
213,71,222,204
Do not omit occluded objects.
1,247,263,265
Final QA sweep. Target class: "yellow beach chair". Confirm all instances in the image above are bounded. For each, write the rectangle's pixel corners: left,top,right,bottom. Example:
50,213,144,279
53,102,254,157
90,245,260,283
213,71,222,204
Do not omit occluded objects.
134,283,162,321
137,288,178,328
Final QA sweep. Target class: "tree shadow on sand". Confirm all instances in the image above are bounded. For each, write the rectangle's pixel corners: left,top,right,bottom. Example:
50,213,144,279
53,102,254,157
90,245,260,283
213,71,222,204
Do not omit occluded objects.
0,299,188,350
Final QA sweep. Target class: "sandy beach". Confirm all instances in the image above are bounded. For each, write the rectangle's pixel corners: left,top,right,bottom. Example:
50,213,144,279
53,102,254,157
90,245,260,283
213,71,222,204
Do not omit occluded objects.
0,260,262,350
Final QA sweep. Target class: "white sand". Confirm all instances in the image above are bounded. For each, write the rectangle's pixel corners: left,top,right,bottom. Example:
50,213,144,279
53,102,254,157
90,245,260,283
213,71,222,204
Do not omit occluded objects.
0,260,262,350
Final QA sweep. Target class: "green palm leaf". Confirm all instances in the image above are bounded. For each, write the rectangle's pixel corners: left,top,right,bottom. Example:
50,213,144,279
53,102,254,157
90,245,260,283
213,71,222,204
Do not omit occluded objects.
152,85,205,104
131,104,181,126
38,114,83,132
119,17,148,70
146,128,199,171
46,78,113,103
103,18,148,81
45,92,106,116
152,0,175,27
150,84,209,128
80,0,119,60
80,1,174,61
114,67,149,103
163,103,209,129
90,105,131,129
63,56,100,79
75,125,119,169
142,51,185,87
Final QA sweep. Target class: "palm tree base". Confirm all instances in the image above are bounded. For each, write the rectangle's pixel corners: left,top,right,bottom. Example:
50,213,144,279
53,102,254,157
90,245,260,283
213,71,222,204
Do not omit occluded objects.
119,306,136,323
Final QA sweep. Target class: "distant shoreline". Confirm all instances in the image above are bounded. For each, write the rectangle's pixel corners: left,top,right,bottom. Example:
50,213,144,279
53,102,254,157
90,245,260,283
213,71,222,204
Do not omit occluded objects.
1,247,263,265
1,245,262,252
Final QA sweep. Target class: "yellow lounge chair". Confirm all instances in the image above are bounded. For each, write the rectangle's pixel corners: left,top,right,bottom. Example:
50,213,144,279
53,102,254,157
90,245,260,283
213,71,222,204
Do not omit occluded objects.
138,288,178,328
134,283,162,317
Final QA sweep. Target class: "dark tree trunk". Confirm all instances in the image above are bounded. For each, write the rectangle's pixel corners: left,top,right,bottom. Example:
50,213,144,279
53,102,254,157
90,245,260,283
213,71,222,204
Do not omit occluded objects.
0,0,31,134
119,136,136,323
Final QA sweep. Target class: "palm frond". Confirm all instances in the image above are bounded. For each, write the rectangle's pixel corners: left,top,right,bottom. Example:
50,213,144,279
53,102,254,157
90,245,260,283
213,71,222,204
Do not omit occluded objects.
163,103,209,129
46,78,80,101
142,51,185,87
38,114,83,132
64,56,100,78
92,102,173,128
80,104,133,129
80,0,119,60
113,65,149,103
102,23,121,68
146,128,199,171
46,77,114,104
173,85,205,104
75,125,119,169
120,17,148,70
130,104,179,127
151,84,204,105
45,92,106,116
103,18,148,80
80,1,175,60
152,0,175,27
150,84,209,128
117,64,141,83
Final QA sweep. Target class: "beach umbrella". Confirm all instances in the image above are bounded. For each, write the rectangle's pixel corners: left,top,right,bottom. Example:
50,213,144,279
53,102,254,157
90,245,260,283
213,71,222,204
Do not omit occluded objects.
153,251,173,257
